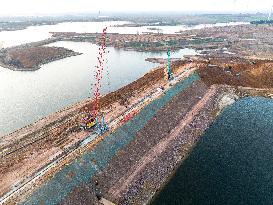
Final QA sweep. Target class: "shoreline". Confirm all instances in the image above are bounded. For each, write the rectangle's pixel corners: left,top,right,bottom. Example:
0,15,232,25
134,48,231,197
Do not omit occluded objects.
0,60,195,202
0,51,81,71
1,56,273,204
0,23,272,203
0,23,271,72
0,58,192,141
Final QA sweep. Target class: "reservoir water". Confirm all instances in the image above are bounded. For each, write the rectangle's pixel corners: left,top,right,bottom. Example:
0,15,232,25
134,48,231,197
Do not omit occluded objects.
0,41,196,137
152,97,273,205
0,20,248,137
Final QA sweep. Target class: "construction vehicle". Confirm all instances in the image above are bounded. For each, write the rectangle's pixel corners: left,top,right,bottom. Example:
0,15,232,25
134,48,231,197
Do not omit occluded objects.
79,111,97,130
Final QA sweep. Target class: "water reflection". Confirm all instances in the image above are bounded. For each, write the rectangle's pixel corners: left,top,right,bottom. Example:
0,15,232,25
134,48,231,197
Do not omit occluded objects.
0,41,196,136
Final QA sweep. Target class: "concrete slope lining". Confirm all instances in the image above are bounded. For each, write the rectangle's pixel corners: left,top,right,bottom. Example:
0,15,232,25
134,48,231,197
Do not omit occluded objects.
20,73,200,205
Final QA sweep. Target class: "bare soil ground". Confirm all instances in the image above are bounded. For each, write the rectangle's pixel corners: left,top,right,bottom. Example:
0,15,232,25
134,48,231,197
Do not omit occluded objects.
179,24,273,59
0,46,79,70
197,57,273,88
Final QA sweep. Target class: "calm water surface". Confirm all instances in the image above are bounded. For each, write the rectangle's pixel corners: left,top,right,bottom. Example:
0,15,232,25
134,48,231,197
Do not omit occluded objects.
152,97,273,205
0,41,196,137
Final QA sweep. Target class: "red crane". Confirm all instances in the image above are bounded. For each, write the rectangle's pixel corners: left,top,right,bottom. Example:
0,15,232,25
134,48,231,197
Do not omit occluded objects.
93,27,107,118
79,27,109,133
92,27,109,134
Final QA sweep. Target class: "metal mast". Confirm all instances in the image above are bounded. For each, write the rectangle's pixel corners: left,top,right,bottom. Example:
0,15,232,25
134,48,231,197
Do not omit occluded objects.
167,49,174,80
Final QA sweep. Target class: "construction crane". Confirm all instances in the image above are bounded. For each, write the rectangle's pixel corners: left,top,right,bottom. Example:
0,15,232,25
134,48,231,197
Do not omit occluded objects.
79,27,109,134
93,27,109,134
79,109,97,130
167,49,174,80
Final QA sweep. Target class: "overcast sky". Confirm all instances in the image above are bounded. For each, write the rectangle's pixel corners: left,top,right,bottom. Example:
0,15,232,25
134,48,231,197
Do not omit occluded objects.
0,0,272,16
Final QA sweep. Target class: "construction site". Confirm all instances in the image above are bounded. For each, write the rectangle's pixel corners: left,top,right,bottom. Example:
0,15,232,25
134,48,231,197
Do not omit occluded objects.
0,10,273,205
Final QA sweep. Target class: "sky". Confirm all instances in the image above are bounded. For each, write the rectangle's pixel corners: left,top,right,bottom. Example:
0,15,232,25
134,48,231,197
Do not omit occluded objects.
0,0,272,16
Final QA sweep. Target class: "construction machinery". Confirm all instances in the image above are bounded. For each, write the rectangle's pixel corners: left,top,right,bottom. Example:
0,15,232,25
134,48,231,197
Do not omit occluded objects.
167,49,174,80
78,27,109,134
79,111,97,130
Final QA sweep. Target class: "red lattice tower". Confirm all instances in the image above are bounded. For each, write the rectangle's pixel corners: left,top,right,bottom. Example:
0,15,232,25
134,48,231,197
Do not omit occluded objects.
92,27,107,118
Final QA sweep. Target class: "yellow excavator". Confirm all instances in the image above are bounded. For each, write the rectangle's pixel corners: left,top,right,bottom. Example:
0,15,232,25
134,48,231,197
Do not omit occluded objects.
79,111,97,130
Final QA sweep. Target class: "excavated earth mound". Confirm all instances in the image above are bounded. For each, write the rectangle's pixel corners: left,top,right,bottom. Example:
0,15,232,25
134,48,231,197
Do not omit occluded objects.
198,57,273,88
